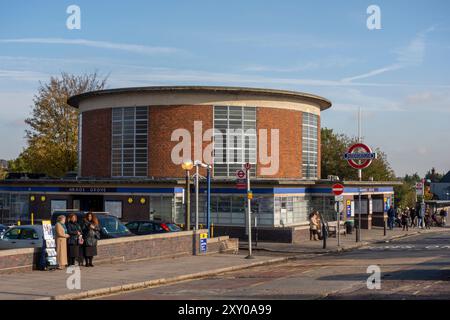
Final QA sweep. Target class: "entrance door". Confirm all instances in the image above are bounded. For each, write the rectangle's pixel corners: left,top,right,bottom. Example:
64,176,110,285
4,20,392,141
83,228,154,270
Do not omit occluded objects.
73,195,104,212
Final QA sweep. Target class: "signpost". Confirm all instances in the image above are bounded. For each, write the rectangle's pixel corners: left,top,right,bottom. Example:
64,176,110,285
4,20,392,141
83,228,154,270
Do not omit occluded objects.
344,142,377,243
244,163,254,259
332,184,344,247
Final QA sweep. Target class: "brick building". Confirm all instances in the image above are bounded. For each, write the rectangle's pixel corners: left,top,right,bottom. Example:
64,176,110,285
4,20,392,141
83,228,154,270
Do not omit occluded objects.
0,86,397,241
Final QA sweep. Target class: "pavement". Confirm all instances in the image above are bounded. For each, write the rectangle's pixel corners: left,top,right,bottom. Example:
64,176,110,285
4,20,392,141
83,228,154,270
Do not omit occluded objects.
0,226,446,300
240,226,446,255
99,230,450,300
0,253,290,300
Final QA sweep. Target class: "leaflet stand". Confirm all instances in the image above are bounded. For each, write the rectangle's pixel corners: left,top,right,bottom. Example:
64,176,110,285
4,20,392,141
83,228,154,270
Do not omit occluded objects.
39,220,58,271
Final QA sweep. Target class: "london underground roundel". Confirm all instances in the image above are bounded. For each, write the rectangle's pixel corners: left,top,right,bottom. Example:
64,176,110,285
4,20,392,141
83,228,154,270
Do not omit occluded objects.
344,143,377,170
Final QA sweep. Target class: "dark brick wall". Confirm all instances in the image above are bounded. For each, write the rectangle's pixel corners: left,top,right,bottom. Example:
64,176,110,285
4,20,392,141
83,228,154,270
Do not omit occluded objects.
81,108,112,177
214,225,294,243
256,108,302,179
148,105,213,178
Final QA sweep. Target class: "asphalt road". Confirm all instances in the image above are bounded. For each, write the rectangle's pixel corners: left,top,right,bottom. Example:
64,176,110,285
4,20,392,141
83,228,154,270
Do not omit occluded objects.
97,231,450,300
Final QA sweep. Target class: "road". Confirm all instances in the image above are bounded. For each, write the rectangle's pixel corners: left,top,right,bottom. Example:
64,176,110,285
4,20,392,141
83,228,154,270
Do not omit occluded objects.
96,231,450,300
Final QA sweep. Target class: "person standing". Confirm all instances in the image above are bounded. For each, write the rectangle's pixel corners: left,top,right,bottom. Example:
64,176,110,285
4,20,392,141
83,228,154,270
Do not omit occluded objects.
55,215,69,270
418,203,425,229
309,211,320,241
440,208,447,226
387,205,395,230
401,209,409,231
66,213,82,266
409,206,417,228
81,212,100,267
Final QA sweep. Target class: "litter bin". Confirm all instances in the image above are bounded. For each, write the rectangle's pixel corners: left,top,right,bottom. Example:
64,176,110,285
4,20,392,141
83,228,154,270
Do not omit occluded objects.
345,220,354,234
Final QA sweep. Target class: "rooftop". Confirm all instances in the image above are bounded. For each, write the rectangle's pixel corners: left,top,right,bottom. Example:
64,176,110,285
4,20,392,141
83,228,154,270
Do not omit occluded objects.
67,85,332,111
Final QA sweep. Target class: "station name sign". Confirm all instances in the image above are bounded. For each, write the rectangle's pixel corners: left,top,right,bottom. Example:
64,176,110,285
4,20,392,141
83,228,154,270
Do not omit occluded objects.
59,187,117,193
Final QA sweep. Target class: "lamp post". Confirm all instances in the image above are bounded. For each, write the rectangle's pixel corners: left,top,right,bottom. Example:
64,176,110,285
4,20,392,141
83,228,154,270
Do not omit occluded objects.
194,160,212,236
181,160,194,231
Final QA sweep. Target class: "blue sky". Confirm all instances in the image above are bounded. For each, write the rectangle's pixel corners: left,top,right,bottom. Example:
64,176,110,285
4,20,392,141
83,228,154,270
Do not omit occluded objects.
0,0,449,176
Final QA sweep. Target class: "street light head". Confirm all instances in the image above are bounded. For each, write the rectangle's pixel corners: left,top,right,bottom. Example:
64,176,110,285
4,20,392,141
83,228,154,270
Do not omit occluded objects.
181,160,194,171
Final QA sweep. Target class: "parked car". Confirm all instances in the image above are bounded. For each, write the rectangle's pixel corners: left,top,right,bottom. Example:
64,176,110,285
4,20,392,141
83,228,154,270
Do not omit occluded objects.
125,220,182,236
0,224,9,237
50,211,133,239
0,225,44,250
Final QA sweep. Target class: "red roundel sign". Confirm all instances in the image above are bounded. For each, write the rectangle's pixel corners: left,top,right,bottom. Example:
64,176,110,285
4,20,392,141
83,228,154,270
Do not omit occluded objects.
344,143,376,170
332,183,344,196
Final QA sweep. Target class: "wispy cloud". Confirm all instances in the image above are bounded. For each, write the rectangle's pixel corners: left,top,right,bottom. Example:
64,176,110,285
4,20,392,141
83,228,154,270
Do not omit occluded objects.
0,38,183,55
342,27,435,83
0,69,48,81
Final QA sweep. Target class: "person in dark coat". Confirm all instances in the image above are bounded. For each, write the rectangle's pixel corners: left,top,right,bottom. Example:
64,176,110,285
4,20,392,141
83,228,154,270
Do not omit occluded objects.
66,213,82,266
387,206,395,230
81,212,100,267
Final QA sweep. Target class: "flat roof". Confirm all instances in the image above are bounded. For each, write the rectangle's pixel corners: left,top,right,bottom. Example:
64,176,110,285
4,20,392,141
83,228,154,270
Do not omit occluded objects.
67,85,332,111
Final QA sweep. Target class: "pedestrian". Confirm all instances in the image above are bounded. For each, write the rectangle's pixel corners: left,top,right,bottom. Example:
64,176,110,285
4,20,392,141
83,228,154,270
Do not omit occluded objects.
309,211,320,241
387,205,395,230
81,212,100,267
425,212,432,229
418,203,425,229
55,215,69,270
439,209,447,226
401,209,409,231
409,207,417,228
66,213,83,266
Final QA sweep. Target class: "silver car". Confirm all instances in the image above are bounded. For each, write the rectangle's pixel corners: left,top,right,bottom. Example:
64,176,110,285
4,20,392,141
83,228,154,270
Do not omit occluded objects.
0,225,44,250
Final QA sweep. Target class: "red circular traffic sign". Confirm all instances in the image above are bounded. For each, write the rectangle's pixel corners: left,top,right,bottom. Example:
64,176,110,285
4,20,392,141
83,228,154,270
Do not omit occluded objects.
243,163,252,170
344,143,376,170
332,183,345,196
236,170,246,179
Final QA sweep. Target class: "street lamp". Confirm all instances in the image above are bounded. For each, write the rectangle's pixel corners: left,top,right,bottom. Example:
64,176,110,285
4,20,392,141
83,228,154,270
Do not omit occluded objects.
181,160,194,231
193,160,212,236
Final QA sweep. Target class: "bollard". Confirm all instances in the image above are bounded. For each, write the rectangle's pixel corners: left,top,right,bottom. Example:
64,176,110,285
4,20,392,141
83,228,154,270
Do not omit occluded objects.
211,223,214,238
383,216,387,236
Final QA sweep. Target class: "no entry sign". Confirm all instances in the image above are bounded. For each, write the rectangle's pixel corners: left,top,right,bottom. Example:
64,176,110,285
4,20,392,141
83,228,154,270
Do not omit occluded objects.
344,143,377,170
332,183,344,196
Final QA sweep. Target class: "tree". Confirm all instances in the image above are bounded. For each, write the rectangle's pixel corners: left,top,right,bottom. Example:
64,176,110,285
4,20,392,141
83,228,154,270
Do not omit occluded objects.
320,128,395,181
10,73,107,177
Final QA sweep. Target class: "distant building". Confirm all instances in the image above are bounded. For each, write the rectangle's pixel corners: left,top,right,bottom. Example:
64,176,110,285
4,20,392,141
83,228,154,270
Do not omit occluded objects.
0,160,7,170
431,171,450,200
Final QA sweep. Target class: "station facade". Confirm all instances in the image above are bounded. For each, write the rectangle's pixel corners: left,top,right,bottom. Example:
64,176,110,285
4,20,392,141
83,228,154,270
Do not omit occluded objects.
0,86,397,240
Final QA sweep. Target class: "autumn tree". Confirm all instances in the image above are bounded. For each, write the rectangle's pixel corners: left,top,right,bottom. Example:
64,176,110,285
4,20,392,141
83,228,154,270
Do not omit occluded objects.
10,73,107,177
320,128,395,181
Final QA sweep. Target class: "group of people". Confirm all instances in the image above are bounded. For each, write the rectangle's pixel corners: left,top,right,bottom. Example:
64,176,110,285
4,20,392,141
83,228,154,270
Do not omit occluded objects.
387,204,447,231
54,212,100,270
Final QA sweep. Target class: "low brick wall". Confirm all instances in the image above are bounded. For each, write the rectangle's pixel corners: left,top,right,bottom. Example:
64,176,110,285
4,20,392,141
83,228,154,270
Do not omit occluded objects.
0,230,238,274
214,225,312,244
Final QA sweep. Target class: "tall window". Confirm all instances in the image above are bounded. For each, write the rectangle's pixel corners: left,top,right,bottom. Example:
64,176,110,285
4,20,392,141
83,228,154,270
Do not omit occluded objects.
112,107,148,177
213,106,257,177
302,112,318,179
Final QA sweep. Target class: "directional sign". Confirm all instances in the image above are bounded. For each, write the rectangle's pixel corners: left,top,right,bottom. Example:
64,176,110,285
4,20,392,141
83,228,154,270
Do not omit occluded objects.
332,183,345,196
344,143,377,170
236,170,247,189
199,233,208,253
236,170,246,179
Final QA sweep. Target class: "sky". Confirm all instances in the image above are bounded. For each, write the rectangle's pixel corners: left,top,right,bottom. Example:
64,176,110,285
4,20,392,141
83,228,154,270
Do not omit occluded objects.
0,0,449,177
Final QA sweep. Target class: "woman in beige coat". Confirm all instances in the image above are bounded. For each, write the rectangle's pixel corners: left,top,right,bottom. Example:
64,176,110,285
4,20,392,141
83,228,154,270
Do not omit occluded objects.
55,215,70,269
309,211,321,241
